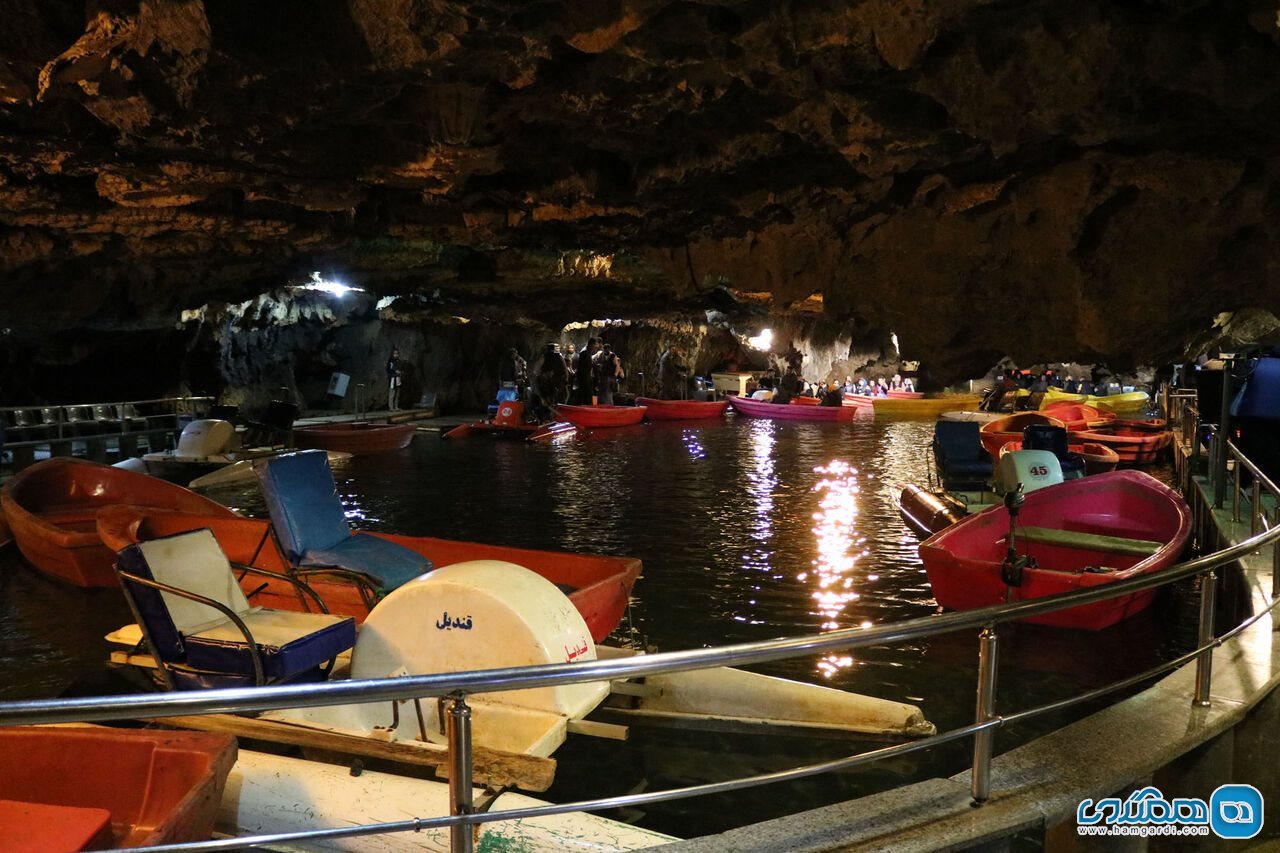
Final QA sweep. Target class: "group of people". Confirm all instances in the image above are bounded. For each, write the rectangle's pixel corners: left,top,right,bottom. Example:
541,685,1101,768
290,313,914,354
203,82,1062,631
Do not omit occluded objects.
522,337,626,418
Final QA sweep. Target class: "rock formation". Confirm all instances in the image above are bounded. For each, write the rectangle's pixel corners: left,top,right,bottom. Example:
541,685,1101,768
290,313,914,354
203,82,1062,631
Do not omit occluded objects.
2,0,1280,400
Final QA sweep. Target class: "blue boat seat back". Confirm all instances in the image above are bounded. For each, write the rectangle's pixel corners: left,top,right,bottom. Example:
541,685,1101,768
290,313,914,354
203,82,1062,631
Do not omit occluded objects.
1023,424,1069,458
1234,357,1280,419
256,450,354,560
301,532,432,590
933,421,992,485
255,449,431,589
117,528,355,686
496,387,520,403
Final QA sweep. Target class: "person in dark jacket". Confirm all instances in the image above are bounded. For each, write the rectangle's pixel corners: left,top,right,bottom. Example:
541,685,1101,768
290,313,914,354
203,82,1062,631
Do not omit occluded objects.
386,347,403,411
572,338,600,404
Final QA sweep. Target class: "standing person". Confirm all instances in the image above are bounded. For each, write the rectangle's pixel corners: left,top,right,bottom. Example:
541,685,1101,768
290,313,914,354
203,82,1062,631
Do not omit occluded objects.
531,343,569,419
572,338,600,404
386,347,403,411
499,347,528,395
657,344,688,400
594,343,622,405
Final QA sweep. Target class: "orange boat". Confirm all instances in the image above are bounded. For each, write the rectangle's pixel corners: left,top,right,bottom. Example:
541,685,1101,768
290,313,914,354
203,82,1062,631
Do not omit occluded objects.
887,390,924,399
634,397,729,420
791,395,821,406
978,412,1067,458
443,401,575,441
293,422,416,453
999,440,1121,476
555,403,647,428
1039,402,1116,431
1072,424,1174,465
0,458,235,587
97,505,640,642
0,727,236,849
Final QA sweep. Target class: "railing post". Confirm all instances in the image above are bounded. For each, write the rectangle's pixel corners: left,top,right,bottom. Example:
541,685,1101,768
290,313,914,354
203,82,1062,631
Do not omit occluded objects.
1194,570,1218,707
971,625,999,804
1212,432,1226,509
1273,508,1279,612
447,693,475,853
1251,480,1262,538
1232,453,1242,523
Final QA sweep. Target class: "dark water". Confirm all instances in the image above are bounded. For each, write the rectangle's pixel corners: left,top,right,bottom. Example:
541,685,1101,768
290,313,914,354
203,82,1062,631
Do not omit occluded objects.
0,417,1202,838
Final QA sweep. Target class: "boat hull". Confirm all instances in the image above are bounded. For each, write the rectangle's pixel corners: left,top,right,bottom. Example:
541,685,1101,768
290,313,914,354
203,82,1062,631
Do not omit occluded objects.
554,404,647,428
728,395,859,421
1,458,235,587
0,727,236,848
634,397,729,420
1072,426,1173,465
294,422,416,454
871,395,982,417
96,506,641,642
444,420,575,441
919,470,1191,629
1000,440,1121,476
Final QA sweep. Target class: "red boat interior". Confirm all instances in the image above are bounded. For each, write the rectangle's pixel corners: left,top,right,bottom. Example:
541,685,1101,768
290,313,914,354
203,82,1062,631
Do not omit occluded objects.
0,727,236,848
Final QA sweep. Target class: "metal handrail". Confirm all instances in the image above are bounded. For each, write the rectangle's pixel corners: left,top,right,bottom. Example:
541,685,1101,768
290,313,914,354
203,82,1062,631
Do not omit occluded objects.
5,507,1278,728
2,426,1277,850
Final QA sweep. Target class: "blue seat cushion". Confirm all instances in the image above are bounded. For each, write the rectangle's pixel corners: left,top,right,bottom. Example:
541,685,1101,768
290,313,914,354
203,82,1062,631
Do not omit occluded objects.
934,421,987,461
184,609,355,681
256,450,352,561
299,532,432,590
941,458,994,478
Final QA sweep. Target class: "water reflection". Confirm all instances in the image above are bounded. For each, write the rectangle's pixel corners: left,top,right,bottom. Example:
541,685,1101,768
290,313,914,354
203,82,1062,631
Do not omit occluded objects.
743,420,777,572
802,460,866,678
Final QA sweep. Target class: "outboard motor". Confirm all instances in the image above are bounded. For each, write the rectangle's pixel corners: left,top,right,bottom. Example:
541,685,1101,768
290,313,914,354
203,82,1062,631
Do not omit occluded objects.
995,449,1063,496
1023,424,1086,480
1000,484,1035,588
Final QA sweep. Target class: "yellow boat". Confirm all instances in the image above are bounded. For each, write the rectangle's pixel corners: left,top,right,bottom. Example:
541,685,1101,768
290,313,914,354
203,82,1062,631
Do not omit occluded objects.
872,395,982,417
1039,388,1149,415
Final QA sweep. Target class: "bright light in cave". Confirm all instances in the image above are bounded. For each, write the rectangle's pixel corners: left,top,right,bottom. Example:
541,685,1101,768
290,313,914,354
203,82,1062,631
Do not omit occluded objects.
302,271,362,297
747,328,773,350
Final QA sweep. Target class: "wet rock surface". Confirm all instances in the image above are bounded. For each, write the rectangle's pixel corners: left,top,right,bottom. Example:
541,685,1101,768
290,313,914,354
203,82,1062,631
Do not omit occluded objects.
2,0,1280,393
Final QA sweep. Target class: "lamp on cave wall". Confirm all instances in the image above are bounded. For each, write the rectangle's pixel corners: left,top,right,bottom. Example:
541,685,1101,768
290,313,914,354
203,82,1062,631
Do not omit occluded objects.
747,328,773,351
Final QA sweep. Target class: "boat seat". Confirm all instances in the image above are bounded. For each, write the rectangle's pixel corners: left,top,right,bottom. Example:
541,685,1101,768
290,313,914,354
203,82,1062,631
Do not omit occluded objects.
116,528,356,689
933,421,993,488
254,450,431,591
0,799,113,852
1013,526,1163,557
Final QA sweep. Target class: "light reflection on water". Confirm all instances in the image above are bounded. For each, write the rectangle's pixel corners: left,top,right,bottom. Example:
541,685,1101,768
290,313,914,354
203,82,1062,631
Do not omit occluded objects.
0,415,1202,839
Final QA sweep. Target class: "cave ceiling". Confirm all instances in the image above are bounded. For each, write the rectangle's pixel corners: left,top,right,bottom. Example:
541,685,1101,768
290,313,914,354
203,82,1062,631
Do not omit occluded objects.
2,0,1280,379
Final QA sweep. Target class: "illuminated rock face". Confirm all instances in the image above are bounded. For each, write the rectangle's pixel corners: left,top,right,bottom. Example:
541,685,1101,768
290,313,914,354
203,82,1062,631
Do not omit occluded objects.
2,0,1280,389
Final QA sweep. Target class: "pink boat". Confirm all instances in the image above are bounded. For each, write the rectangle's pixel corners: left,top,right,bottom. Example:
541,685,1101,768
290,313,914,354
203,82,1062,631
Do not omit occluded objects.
842,394,875,409
555,404,647,428
728,395,859,422
919,470,1191,630
634,397,729,421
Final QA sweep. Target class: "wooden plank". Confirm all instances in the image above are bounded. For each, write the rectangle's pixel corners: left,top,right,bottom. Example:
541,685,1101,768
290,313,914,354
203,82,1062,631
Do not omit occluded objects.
1014,526,1162,556
155,714,556,792
566,719,629,741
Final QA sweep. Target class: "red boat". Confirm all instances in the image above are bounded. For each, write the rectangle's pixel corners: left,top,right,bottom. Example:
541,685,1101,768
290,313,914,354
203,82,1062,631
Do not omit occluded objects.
978,412,1067,458
1039,402,1116,431
555,403,647,428
294,422,416,454
919,470,1191,629
0,458,235,587
97,505,640,642
728,395,860,422
887,390,924,399
842,394,875,409
0,727,236,849
1000,440,1121,476
634,397,729,420
1072,424,1174,464
791,395,821,406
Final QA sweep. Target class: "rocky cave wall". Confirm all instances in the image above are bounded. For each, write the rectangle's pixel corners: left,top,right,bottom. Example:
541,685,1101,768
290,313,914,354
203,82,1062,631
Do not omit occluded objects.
3,0,1280,398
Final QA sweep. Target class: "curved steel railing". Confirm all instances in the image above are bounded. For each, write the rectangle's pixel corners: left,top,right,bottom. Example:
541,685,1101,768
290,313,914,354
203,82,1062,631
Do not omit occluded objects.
2,394,1278,852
